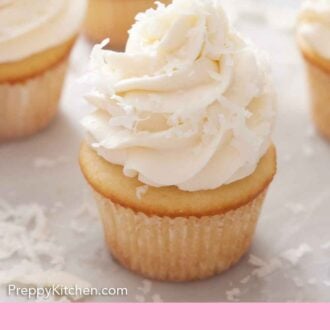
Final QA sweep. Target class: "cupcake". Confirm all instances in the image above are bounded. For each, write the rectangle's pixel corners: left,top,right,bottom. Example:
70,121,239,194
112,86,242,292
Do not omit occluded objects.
297,0,330,139
0,0,87,141
84,0,171,49
80,0,277,281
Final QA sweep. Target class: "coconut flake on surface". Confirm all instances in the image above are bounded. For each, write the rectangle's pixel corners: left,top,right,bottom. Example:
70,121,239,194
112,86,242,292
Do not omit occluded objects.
293,277,304,288
73,196,98,220
0,264,91,302
137,279,152,295
240,275,251,285
281,244,312,266
247,254,282,278
226,288,241,302
307,278,317,285
252,258,283,278
301,145,315,158
152,294,163,303
0,199,91,301
285,202,305,215
135,295,146,302
70,218,88,235
248,254,266,267
136,185,149,200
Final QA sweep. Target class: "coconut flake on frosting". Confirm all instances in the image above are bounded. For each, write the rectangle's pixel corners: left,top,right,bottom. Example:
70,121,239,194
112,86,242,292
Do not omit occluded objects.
0,0,87,63
297,0,330,59
82,0,276,192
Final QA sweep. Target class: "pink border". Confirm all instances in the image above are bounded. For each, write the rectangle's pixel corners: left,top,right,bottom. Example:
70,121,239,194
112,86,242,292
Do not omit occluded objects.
1,303,329,329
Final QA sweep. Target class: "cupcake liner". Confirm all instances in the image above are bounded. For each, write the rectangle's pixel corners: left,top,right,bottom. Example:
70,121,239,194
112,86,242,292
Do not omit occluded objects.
85,0,170,49
0,58,68,142
94,189,267,282
304,57,330,139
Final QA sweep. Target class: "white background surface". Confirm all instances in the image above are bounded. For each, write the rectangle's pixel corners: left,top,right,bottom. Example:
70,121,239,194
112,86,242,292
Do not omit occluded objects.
1,0,330,302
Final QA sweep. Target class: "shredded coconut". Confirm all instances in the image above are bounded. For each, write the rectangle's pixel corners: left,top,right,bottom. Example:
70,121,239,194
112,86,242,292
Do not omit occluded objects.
137,279,152,295
0,199,91,301
248,254,267,267
70,218,88,235
281,244,312,266
240,275,251,284
135,295,146,302
302,145,315,158
226,288,241,302
285,203,305,215
73,196,98,220
136,185,149,200
152,294,163,303
252,258,282,278
308,278,317,285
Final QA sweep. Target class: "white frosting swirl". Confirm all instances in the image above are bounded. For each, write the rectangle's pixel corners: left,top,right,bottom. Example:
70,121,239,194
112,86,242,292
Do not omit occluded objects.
298,0,330,59
82,0,276,192
0,0,87,63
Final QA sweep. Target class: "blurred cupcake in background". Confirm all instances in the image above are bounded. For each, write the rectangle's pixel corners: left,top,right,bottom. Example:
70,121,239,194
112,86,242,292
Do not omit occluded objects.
0,0,87,141
84,0,171,49
297,0,330,140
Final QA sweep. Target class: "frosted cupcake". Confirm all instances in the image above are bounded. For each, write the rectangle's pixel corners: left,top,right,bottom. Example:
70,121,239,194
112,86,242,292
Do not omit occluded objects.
84,0,170,49
80,0,277,281
297,0,330,139
0,0,87,141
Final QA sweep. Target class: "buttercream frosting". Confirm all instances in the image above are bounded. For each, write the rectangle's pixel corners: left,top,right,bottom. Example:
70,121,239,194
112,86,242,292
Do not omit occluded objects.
298,0,330,59
0,0,87,63
82,0,276,192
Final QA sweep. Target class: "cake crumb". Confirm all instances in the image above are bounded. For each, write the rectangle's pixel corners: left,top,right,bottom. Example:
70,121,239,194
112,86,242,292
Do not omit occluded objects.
136,185,149,200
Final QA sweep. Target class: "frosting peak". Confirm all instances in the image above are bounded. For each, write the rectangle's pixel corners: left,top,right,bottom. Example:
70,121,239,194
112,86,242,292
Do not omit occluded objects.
298,0,330,59
82,0,276,192
0,0,87,63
